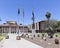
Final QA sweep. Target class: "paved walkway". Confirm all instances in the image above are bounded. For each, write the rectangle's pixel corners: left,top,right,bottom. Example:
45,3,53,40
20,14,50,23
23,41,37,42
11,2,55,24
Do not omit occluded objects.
0,34,43,48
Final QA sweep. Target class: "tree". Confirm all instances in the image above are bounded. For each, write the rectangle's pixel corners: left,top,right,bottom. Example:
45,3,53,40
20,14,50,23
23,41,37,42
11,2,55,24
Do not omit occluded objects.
45,12,54,38
57,21,60,27
45,12,51,19
56,21,60,32
45,12,51,28
49,20,57,32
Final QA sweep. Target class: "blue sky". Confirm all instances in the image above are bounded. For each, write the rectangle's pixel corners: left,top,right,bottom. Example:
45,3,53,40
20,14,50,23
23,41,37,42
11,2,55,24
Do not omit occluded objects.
0,0,60,25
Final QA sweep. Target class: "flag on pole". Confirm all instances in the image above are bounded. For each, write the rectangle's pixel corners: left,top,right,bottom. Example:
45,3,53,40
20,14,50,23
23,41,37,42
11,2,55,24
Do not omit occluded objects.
18,8,20,15
32,9,35,29
23,9,24,18
32,9,34,17
32,10,34,20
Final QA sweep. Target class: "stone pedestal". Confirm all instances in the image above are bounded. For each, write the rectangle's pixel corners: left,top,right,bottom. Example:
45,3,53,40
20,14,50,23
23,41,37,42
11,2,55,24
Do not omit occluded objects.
32,29,35,38
16,36,21,40
5,35,9,39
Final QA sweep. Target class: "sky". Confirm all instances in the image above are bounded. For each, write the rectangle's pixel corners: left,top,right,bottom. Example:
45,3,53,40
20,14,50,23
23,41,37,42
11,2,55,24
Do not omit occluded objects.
0,0,60,25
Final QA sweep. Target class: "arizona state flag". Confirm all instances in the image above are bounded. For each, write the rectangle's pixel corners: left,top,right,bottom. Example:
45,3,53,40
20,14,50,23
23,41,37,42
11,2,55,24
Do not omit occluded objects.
23,9,24,18
18,8,20,15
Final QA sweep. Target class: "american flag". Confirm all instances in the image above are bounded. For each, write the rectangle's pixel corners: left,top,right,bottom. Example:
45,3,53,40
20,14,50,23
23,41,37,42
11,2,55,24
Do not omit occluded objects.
18,8,20,15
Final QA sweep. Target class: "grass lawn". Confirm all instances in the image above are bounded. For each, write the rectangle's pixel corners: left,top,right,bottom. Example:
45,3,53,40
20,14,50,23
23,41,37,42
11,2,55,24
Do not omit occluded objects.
54,32,60,36
0,33,6,41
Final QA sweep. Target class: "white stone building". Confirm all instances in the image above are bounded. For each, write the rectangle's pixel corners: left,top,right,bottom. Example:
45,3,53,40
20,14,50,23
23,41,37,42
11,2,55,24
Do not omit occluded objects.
0,20,28,33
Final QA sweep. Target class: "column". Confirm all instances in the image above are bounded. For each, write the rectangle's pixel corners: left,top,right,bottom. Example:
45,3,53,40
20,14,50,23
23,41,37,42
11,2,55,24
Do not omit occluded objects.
35,23,36,30
16,27,18,34
37,22,39,31
2,27,3,33
9,26,11,33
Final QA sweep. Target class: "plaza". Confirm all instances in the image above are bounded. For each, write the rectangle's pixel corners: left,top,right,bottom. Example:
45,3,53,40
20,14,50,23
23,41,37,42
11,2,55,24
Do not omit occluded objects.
0,33,60,48
0,33,43,48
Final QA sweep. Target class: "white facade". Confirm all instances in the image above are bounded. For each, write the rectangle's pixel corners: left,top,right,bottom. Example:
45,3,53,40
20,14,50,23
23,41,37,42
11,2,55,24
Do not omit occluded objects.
0,20,28,33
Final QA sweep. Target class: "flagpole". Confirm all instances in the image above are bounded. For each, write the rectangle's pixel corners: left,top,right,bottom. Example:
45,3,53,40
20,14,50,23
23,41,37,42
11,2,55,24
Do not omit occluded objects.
32,9,35,37
18,8,20,36
18,14,19,36
23,16,24,34
23,9,24,34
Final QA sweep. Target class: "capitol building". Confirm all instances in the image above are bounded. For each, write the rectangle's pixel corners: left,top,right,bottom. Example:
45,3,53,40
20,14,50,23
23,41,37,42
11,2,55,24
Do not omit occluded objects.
0,20,28,33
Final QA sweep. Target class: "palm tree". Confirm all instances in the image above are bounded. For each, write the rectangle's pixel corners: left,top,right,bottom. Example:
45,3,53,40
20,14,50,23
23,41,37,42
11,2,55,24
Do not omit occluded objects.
45,12,51,24
45,12,51,19
45,12,53,38
45,12,51,30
